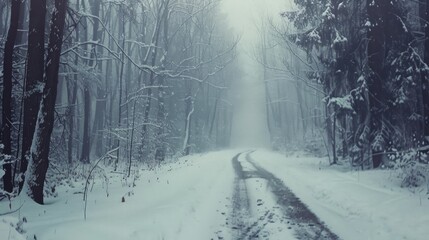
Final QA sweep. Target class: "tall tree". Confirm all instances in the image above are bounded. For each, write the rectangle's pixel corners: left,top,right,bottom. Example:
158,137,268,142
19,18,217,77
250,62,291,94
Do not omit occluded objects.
155,0,170,162
2,0,21,193
367,0,387,168
79,0,93,164
90,0,105,158
140,1,163,159
66,0,80,165
24,0,68,204
20,0,47,191
423,0,429,143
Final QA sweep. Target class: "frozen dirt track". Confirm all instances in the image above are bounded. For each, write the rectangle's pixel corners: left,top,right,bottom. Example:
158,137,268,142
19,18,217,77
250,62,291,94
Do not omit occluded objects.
230,151,339,240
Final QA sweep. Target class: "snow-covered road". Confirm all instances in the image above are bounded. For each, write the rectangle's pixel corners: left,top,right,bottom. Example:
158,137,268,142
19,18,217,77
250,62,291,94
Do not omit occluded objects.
231,151,296,239
230,151,338,239
2,149,428,240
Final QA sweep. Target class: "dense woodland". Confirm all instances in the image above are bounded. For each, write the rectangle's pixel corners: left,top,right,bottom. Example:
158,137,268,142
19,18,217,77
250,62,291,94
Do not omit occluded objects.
0,0,237,204
2,0,429,204
261,0,429,174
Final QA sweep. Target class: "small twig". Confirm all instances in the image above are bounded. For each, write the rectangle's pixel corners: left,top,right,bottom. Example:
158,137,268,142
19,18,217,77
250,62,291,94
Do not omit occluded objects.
0,203,24,216
83,147,118,220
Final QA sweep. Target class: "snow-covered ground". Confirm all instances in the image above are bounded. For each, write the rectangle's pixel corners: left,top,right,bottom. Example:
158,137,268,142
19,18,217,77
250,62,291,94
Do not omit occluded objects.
1,150,238,240
1,149,428,240
252,150,429,240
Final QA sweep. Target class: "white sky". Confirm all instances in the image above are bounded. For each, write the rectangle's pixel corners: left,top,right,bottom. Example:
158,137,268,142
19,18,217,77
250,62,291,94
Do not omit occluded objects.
220,0,293,40
220,0,294,148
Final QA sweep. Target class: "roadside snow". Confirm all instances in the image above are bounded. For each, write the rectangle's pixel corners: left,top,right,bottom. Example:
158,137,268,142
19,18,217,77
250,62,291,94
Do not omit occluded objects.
252,150,429,240
0,150,238,240
0,216,25,240
2,149,427,240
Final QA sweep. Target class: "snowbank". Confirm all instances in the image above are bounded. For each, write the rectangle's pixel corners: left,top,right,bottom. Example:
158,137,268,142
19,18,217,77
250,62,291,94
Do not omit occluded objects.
0,150,238,240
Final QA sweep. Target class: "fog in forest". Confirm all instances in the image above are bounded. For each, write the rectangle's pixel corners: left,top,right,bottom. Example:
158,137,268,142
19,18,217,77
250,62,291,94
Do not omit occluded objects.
222,0,291,148
1,1,429,239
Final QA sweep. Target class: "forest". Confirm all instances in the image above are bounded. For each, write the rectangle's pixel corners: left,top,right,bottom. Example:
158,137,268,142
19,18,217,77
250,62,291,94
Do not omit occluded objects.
261,0,429,174
1,0,429,239
281,0,429,173
0,0,238,204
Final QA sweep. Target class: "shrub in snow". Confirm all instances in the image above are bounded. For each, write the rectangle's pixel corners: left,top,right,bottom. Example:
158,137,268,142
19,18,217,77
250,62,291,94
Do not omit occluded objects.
389,149,429,189
400,165,427,188
304,136,328,157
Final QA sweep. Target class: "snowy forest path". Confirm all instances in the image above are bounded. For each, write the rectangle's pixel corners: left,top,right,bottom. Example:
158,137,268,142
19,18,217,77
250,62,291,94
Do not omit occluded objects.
230,151,340,240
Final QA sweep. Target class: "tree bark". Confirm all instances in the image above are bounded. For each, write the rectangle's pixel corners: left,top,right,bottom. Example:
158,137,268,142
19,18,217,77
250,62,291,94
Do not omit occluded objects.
67,0,80,165
24,0,67,204
423,0,429,142
80,0,91,164
154,76,166,162
80,86,91,164
208,94,219,138
67,79,77,165
155,1,170,162
367,0,386,168
90,0,106,158
2,0,21,193
114,8,126,170
183,85,193,156
332,109,338,164
141,3,163,158
20,0,47,191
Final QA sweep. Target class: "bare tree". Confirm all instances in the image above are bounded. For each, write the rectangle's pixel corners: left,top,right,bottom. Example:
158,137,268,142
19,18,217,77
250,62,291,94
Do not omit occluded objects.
2,0,21,193
23,0,67,204
20,0,47,191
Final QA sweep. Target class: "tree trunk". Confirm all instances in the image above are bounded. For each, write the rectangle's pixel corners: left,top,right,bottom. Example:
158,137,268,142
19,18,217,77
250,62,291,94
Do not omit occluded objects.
367,0,386,168
155,76,166,162
114,10,126,170
20,0,47,191
90,0,105,158
295,80,307,140
128,97,138,177
2,0,21,193
80,86,91,164
80,0,91,164
141,4,163,158
0,2,4,34
423,0,429,142
67,0,80,165
332,109,338,164
155,2,170,162
24,0,67,204
208,94,219,138
67,79,77,165
341,116,348,159
183,85,193,156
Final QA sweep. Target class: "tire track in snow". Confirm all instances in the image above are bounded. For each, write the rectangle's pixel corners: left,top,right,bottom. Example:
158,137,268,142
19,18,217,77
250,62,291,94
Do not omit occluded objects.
231,152,251,238
231,151,291,239
245,153,340,240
